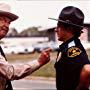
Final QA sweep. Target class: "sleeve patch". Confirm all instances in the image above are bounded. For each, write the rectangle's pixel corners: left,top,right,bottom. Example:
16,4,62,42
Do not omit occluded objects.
67,47,82,58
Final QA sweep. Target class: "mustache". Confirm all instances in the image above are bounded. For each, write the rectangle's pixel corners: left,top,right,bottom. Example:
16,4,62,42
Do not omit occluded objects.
0,26,9,31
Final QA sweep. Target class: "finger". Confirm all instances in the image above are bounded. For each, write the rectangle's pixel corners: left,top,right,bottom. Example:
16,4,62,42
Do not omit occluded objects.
44,48,52,53
42,51,50,56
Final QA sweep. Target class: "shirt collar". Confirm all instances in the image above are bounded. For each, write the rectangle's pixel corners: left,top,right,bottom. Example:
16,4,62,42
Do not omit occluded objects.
59,36,78,52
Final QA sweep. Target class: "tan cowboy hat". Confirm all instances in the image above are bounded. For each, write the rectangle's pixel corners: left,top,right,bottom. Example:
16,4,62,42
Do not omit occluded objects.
0,3,19,21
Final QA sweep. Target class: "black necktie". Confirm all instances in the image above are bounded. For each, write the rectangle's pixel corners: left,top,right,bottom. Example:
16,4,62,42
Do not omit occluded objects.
0,46,13,90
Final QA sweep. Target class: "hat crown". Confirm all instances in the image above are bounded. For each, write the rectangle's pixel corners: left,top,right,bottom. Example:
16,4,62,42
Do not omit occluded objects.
59,6,84,27
0,3,11,12
0,3,18,21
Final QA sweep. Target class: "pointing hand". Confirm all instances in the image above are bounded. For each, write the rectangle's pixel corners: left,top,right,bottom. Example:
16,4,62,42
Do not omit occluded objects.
38,48,52,66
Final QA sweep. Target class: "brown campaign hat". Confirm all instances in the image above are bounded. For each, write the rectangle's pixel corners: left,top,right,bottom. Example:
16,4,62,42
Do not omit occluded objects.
49,6,84,28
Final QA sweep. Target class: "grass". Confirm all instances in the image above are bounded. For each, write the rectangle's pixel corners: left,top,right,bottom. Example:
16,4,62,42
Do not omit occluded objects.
6,52,57,78
31,61,56,77
5,50,90,78
6,52,40,61
87,49,90,58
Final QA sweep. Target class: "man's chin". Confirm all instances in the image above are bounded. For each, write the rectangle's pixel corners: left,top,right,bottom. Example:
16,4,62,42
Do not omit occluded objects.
0,37,3,39
58,38,62,41
0,35,6,39
58,38,64,42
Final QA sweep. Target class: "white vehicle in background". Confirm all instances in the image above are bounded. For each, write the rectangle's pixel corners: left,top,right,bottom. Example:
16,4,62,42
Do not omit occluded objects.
1,45,35,54
1,45,19,54
33,42,50,53
33,41,59,53
22,45,35,54
48,41,59,51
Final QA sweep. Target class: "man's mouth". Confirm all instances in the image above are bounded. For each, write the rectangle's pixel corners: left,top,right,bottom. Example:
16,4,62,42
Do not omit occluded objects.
1,27,8,32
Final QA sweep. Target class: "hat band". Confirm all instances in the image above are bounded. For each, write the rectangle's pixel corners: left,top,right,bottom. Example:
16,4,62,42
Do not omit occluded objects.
48,17,83,28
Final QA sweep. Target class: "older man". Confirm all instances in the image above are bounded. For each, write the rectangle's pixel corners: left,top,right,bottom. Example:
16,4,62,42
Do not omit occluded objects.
0,3,51,90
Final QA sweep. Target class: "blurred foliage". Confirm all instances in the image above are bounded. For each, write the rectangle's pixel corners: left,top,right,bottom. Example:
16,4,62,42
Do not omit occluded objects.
0,40,4,44
7,27,47,37
6,28,18,37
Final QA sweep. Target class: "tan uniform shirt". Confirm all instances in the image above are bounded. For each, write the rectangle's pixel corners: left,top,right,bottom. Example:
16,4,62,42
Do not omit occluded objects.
0,54,41,90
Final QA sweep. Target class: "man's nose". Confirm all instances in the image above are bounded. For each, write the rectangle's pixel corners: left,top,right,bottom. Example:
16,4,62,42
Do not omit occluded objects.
55,28,57,32
5,23,9,27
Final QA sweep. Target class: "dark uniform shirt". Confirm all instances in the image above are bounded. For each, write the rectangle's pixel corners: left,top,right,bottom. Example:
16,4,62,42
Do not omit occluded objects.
55,37,90,90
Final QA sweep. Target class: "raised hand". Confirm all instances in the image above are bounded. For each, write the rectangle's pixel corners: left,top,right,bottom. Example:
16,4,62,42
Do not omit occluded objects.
38,48,52,66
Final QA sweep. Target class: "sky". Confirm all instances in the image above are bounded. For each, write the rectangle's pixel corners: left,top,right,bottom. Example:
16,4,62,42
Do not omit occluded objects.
0,0,90,32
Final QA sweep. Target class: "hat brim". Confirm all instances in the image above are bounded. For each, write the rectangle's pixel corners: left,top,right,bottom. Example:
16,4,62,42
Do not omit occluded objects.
0,10,19,21
48,17,84,28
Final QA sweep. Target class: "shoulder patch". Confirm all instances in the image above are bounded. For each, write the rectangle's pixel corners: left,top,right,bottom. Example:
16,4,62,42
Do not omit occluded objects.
67,47,82,58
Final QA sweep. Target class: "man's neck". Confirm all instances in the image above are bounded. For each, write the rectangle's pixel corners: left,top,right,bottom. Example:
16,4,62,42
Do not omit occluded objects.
63,35,74,42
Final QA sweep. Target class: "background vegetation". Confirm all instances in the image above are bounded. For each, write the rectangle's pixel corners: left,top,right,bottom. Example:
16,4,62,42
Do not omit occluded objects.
6,52,57,78
6,50,90,78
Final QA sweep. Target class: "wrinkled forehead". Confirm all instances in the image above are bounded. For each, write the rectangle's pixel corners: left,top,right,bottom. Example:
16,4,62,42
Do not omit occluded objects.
0,16,11,22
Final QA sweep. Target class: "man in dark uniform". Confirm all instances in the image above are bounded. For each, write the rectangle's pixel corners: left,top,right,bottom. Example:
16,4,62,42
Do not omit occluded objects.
49,6,90,90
